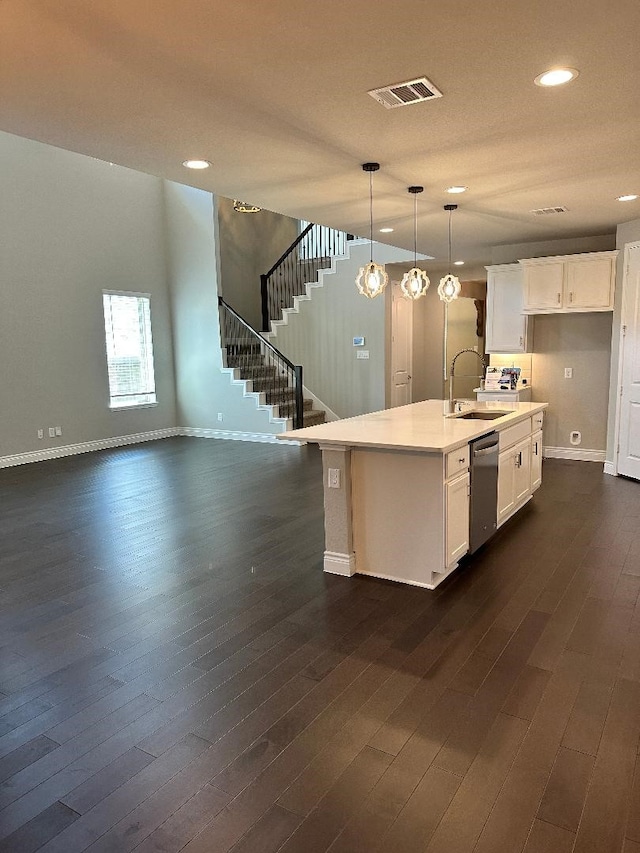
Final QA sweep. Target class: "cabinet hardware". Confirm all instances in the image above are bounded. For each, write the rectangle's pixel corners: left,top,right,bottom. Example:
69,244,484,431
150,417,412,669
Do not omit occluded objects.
535,441,538,454
569,291,573,303
519,336,523,347
514,451,522,468
458,457,465,464
557,292,561,304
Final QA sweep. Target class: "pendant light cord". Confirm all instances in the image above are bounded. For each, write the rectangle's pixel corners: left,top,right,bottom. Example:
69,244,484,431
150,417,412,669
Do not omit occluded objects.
369,170,374,263
448,209,452,272
414,193,418,266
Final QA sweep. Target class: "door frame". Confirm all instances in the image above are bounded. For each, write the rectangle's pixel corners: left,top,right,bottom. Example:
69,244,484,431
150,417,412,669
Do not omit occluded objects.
611,241,640,475
389,280,414,408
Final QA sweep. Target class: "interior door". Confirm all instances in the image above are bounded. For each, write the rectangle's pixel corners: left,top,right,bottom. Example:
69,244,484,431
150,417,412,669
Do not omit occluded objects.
618,244,640,479
391,281,413,407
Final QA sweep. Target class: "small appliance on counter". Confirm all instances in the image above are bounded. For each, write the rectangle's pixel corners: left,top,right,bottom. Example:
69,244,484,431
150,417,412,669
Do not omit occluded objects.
476,365,532,402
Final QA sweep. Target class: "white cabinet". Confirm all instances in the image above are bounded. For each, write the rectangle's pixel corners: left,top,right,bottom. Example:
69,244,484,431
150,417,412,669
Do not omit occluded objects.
445,471,470,567
497,415,542,527
520,251,617,314
485,264,531,353
531,429,543,492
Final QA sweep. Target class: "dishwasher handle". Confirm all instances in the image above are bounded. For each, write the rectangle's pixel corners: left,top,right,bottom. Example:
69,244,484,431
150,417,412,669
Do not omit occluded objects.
473,445,499,458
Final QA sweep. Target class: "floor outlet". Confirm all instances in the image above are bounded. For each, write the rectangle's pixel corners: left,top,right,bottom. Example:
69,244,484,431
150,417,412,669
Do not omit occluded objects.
570,430,581,446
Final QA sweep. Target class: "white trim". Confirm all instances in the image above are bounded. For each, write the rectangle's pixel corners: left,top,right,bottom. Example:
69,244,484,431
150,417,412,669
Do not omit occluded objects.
604,461,617,476
179,427,300,445
0,428,179,468
323,550,356,576
543,446,606,462
612,241,640,477
302,386,340,422
356,567,441,590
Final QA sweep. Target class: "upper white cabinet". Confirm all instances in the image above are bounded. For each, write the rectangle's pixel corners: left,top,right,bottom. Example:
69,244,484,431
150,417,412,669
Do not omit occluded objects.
520,251,617,314
485,263,531,353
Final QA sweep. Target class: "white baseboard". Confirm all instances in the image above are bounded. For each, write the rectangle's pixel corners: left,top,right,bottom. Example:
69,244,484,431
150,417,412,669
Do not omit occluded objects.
179,427,300,445
604,461,617,476
0,428,180,469
543,446,606,463
323,550,356,576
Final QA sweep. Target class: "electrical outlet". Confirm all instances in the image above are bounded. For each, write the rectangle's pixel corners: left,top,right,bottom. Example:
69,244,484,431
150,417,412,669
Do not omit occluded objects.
48,427,55,438
37,429,44,439
564,367,573,379
55,426,62,436
217,413,223,422
327,468,341,489
570,430,582,446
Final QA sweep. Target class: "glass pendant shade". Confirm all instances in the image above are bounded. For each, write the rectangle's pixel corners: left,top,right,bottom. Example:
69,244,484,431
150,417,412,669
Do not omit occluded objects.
439,203,461,303
401,185,430,300
401,267,430,299
356,261,389,299
356,162,388,298
438,273,461,303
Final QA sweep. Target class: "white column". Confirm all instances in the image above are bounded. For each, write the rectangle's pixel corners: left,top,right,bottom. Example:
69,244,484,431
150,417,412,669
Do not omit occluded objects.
320,444,356,576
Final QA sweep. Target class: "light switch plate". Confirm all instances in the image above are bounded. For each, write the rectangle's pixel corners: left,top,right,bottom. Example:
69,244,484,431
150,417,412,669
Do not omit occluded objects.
356,350,370,360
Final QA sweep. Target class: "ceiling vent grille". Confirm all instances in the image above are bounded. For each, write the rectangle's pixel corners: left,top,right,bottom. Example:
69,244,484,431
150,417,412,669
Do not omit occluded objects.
531,206,569,215
368,77,443,109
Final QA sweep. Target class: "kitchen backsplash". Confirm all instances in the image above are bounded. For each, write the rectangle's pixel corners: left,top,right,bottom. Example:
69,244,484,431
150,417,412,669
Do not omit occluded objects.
488,353,533,387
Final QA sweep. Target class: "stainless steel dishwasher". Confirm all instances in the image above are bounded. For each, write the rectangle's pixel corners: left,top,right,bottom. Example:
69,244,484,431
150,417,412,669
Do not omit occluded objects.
469,431,499,554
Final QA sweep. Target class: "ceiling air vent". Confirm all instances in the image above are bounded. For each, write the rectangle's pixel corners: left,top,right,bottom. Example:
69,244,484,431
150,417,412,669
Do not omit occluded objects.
531,206,569,215
368,77,443,109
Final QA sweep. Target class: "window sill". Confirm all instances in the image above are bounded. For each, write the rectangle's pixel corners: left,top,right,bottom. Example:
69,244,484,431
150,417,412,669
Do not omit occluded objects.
109,402,159,411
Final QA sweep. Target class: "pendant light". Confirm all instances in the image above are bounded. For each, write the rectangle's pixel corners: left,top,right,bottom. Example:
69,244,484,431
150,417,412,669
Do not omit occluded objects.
438,203,462,303
355,163,389,299
400,186,430,300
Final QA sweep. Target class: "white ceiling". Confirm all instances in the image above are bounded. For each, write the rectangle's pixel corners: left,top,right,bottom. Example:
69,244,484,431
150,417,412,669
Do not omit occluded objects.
1,0,639,273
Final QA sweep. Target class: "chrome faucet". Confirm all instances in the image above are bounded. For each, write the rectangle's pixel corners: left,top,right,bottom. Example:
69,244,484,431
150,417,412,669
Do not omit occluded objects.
449,348,487,413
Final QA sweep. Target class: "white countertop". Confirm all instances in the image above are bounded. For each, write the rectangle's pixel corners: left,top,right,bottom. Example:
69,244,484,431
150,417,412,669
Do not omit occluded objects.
279,399,548,453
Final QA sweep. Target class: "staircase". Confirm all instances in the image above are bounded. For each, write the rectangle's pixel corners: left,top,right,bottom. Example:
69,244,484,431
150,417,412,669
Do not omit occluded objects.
224,343,326,428
218,298,326,431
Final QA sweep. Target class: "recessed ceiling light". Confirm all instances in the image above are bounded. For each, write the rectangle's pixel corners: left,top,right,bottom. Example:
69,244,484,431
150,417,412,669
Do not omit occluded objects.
182,159,211,169
446,186,467,194
379,227,394,233
534,68,579,87
617,194,639,202
454,260,465,266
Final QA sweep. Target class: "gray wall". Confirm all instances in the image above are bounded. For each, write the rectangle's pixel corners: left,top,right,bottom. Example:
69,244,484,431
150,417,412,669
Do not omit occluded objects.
606,217,640,462
0,131,177,458
163,183,286,435
217,196,299,330
532,313,613,451
266,241,415,418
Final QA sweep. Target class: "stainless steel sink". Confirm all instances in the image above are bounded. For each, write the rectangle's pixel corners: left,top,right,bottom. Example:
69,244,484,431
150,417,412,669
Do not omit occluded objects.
457,411,510,420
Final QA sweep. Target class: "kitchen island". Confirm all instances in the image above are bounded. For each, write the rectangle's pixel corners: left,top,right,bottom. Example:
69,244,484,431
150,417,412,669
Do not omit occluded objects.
279,399,547,588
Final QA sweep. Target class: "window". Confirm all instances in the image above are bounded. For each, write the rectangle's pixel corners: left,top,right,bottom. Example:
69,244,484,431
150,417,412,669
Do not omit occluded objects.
103,292,157,408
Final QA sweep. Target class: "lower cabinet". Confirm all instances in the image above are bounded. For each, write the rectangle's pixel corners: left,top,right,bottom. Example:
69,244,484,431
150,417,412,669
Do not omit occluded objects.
531,430,543,491
498,437,532,526
445,471,470,567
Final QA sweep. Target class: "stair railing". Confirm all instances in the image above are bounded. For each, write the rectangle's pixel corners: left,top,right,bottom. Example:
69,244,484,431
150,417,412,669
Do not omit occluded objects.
218,297,304,429
261,223,352,331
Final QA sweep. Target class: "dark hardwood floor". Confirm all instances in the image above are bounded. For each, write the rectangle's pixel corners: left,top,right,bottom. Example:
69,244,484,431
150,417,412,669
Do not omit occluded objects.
1,437,640,852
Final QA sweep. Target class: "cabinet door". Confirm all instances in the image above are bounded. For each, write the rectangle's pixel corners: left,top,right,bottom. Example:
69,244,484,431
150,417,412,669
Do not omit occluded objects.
486,265,529,353
522,261,564,311
497,449,515,526
565,256,615,311
531,430,543,492
445,472,470,567
513,437,532,504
